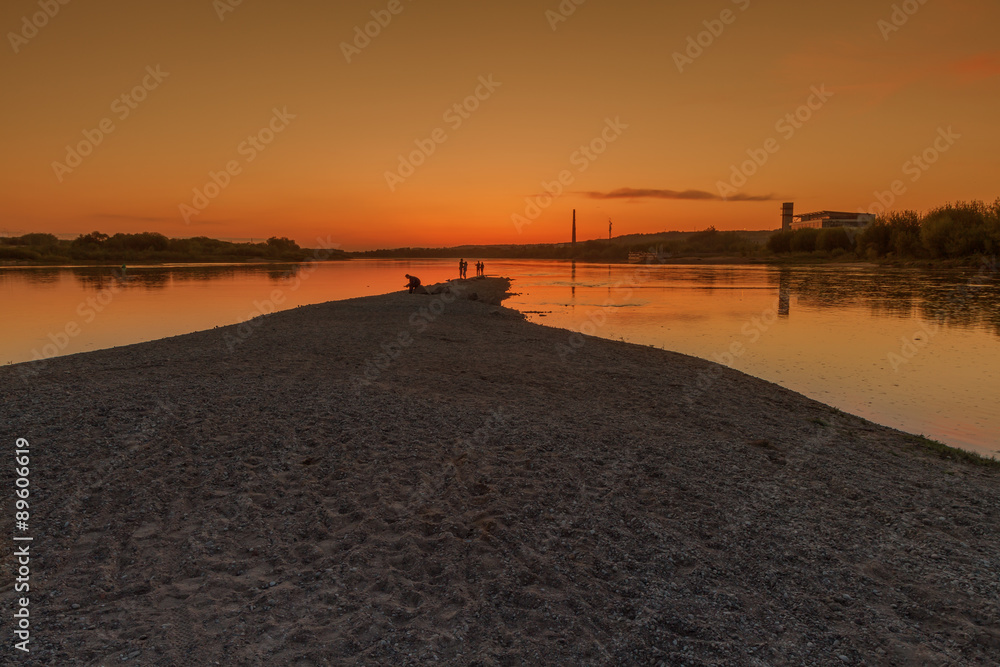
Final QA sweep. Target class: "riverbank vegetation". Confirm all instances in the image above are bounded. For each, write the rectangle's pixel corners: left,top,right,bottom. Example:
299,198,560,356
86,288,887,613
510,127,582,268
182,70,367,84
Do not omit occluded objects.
768,200,1000,263
352,229,771,263
355,200,999,265
0,232,346,264
4,199,995,266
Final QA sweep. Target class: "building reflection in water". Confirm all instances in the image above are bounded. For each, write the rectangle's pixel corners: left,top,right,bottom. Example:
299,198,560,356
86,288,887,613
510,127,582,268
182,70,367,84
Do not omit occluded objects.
778,269,790,318
570,261,576,302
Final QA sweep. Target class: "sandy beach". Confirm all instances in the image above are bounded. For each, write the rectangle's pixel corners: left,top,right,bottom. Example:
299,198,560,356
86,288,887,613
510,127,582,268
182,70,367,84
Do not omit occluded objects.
2,276,998,666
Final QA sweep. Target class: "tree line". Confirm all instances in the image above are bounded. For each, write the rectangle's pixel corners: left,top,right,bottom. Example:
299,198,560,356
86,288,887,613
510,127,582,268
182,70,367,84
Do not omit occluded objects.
768,200,1000,260
0,232,342,263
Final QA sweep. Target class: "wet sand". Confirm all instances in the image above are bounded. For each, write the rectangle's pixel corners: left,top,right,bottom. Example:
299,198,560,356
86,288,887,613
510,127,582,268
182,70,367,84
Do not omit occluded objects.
1,277,998,665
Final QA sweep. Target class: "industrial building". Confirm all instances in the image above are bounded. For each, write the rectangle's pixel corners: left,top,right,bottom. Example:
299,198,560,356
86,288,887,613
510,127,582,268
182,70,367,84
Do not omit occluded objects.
781,203,874,231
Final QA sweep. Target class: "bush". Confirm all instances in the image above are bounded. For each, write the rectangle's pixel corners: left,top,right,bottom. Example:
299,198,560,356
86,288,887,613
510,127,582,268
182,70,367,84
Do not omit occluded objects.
856,220,892,257
816,228,853,253
789,228,820,253
887,210,922,257
0,246,41,260
767,230,794,253
987,199,1000,254
921,202,990,258
72,231,109,248
16,233,59,248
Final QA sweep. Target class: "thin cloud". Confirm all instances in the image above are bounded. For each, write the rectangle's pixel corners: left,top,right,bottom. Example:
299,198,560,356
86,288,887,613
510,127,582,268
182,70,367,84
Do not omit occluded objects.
726,192,780,202
950,51,1000,83
581,188,777,202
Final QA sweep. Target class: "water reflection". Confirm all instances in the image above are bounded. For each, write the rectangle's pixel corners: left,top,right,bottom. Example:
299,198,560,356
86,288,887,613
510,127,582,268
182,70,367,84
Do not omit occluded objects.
72,267,164,290
778,269,790,318
763,264,1000,336
65,263,317,291
504,261,999,454
12,268,61,286
4,260,999,454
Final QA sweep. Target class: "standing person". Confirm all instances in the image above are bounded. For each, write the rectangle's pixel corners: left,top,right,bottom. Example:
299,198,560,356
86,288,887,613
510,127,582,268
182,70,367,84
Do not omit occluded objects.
479,261,485,277
458,259,465,279
404,274,421,294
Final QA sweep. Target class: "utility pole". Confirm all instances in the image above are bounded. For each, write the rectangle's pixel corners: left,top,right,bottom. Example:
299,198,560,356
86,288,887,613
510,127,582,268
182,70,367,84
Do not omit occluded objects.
609,218,612,240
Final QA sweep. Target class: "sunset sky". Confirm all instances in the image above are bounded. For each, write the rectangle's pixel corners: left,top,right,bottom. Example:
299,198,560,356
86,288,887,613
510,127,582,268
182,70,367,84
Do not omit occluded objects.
2,0,998,250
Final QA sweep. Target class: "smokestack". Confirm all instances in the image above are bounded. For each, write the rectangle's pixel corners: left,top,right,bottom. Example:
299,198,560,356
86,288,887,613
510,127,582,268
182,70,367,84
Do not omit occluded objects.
781,202,794,232
572,209,577,247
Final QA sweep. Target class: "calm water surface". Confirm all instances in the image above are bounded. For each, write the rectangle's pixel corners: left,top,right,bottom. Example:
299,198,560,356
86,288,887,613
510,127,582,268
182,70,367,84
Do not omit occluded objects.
3,259,997,456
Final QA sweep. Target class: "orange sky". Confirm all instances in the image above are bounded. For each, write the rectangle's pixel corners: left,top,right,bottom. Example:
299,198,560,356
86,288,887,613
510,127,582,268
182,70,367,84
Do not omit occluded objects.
1,0,998,250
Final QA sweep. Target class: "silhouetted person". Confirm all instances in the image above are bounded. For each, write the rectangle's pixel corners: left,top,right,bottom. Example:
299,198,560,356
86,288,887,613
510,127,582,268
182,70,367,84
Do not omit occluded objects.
458,259,466,279
405,274,421,294
479,261,485,277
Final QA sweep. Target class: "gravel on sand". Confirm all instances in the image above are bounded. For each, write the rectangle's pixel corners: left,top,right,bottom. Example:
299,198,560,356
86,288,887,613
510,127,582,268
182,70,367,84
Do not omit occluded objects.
2,277,998,666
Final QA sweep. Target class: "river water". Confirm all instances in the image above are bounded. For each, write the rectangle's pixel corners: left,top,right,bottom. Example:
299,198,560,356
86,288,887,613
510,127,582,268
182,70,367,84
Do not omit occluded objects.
3,259,997,456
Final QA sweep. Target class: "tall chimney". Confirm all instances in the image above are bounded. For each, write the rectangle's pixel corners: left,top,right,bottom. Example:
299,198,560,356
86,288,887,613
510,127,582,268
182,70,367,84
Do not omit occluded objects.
781,202,794,232
572,209,577,247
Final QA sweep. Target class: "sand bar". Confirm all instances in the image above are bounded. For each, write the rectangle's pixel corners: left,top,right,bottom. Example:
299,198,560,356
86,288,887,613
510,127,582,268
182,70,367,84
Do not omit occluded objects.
2,277,998,665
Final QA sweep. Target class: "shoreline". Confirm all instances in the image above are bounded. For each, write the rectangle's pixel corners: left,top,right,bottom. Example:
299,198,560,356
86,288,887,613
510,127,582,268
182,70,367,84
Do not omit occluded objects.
5,270,996,458
2,278,999,664
0,258,349,269
2,255,993,270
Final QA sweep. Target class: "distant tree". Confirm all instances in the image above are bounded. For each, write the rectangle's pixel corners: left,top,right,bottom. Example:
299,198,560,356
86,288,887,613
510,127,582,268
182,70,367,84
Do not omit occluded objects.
886,210,922,257
921,201,990,258
789,228,820,253
987,198,1000,254
856,220,892,258
266,236,298,249
767,230,794,254
12,233,59,248
104,232,169,252
264,236,302,258
0,247,40,260
72,231,109,247
816,228,853,253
